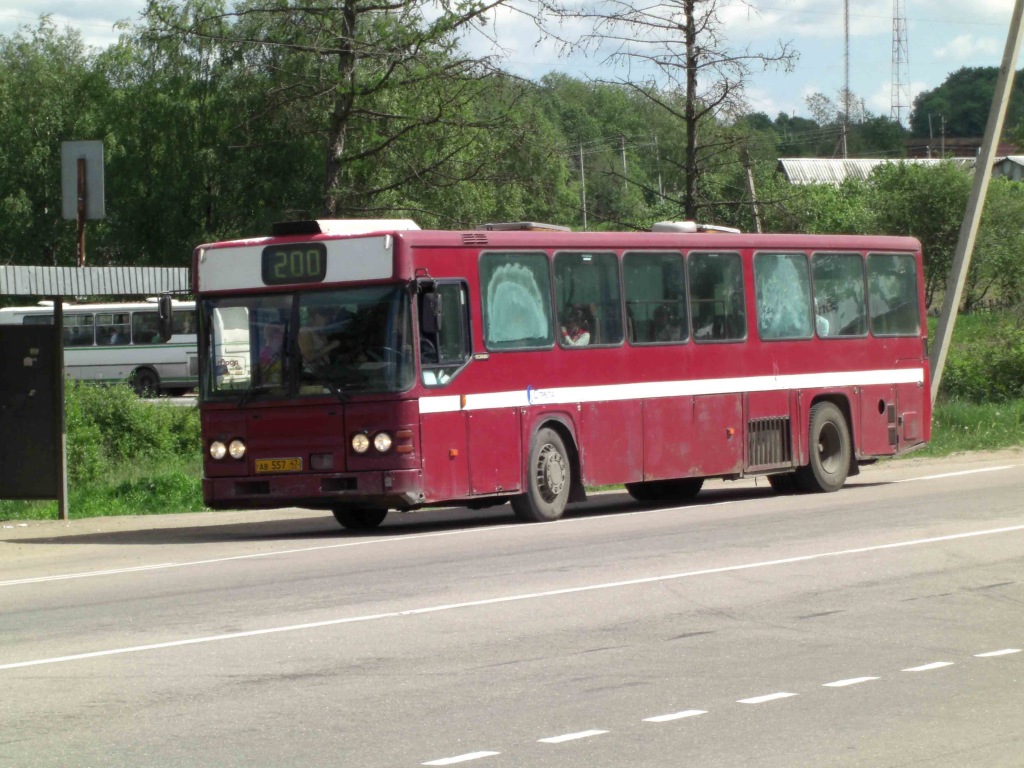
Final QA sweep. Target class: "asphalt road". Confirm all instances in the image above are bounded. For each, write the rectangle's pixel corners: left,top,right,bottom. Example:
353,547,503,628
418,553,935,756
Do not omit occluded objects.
2,450,1023,767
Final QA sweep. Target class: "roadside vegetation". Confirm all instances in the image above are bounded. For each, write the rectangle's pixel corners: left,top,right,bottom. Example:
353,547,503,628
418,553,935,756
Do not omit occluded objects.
2,313,1021,523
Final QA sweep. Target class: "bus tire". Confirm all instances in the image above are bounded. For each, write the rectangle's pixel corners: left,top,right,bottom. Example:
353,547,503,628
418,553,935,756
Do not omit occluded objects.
132,367,160,397
512,428,571,522
332,508,388,530
795,402,850,493
625,478,703,503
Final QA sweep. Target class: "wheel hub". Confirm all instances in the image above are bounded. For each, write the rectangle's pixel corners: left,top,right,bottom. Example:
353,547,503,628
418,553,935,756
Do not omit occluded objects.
538,444,567,501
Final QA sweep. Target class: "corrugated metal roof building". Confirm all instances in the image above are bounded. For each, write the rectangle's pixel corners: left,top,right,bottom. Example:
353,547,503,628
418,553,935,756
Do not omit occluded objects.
777,158,976,186
0,266,190,297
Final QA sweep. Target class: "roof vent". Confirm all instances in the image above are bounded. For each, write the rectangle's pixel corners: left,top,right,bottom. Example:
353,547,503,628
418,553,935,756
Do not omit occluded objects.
475,221,572,232
652,221,741,234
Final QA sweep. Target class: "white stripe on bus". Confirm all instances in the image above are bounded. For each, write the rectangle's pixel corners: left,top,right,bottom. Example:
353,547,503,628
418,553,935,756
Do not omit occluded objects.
418,367,925,414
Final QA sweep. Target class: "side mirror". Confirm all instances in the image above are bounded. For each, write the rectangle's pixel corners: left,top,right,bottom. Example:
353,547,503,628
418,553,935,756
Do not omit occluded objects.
157,294,173,339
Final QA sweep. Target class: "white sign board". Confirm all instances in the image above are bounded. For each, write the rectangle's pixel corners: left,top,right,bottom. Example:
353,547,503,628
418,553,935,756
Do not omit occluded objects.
61,141,105,220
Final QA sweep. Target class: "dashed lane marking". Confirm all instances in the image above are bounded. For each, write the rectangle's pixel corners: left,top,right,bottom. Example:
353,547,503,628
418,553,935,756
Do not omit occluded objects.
903,662,954,672
643,710,708,722
422,752,500,766
823,676,879,687
975,649,1021,657
538,730,608,744
737,692,798,704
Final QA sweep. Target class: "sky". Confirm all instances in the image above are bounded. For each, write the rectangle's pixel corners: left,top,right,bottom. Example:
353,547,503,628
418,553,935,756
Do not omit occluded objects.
1,0,1021,125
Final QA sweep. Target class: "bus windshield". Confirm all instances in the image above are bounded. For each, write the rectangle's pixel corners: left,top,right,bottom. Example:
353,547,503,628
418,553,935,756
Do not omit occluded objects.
200,285,414,400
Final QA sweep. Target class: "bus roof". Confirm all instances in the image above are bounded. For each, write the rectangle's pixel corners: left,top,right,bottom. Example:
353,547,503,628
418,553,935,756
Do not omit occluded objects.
197,220,922,254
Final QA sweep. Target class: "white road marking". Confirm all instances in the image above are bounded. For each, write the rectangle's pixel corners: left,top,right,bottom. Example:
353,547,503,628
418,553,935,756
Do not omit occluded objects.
823,677,879,687
538,730,607,744
3,465,1016,589
5,523,1024,671
903,662,953,672
422,751,500,765
643,710,707,722
974,649,1021,657
893,466,1015,483
738,692,797,704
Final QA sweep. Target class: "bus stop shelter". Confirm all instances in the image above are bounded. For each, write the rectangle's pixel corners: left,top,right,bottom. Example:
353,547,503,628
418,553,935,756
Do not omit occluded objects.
0,266,190,520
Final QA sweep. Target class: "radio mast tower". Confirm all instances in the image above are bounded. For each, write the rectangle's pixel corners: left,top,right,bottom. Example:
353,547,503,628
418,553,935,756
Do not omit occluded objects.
891,0,910,125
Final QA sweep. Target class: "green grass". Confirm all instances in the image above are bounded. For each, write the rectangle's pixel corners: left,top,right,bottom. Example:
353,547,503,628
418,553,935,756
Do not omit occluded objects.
916,399,1024,457
0,457,204,522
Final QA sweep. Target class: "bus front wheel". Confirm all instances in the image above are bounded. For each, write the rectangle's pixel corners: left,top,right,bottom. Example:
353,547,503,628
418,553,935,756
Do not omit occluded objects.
332,508,388,530
131,367,160,397
512,428,571,523
795,402,850,493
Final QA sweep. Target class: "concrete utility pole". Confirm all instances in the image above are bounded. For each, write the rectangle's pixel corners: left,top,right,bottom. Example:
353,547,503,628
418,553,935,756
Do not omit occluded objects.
929,0,1024,404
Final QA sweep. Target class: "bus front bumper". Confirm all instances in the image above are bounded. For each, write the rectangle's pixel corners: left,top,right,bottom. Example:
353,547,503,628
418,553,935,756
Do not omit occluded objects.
203,469,425,510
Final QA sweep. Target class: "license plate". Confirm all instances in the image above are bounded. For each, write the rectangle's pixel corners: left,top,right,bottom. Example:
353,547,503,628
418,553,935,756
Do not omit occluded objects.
255,457,303,473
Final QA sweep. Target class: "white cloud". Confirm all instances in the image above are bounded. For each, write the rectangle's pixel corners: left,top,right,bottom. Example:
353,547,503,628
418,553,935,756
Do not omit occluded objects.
934,34,1002,62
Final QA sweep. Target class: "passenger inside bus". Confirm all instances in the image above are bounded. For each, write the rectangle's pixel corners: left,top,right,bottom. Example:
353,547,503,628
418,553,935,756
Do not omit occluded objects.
560,305,591,346
653,305,683,341
298,307,340,363
259,323,285,382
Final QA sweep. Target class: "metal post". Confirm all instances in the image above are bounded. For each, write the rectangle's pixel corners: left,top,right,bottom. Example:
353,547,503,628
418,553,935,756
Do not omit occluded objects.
579,141,587,231
76,158,86,268
929,0,1024,404
53,296,69,521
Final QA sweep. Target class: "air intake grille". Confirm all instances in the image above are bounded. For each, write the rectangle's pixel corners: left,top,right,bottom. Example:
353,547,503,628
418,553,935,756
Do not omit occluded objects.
461,233,488,246
748,417,792,468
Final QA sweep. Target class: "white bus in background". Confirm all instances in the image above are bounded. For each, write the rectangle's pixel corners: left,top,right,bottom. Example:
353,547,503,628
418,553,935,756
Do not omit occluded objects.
0,299,198,396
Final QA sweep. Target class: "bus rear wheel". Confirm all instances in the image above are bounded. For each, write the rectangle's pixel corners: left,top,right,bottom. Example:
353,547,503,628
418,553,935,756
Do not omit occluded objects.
131,367,160,397
332,508,388,530
795,402,851,493
625,478,704,503
512,428,571,523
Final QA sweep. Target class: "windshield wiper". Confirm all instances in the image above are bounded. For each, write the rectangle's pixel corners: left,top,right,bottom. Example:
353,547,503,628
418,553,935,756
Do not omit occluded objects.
301,356,350,403
236,351,282,407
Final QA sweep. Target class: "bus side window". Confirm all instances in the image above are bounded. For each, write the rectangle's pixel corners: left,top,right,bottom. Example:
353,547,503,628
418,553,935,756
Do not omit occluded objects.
688,252,746,342
868,253,920,336
133,311,166,343
553,251,623,347
173,310,196,336
754,252,813,340
623,251,688,345
480,252,554,350
812,253,866,338
63,314,95,347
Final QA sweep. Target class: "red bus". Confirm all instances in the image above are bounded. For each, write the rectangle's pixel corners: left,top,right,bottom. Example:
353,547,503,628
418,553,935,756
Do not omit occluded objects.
194,219,930,529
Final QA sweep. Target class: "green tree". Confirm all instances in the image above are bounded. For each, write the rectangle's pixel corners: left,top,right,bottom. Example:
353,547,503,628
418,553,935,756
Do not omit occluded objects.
147,0,513,220
0,19,107,267
910,66,1024,140
864,161,969,307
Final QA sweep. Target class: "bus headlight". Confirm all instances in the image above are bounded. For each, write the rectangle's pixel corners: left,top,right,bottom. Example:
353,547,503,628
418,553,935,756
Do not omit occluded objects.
351,433,370,454
228,439,246,460
209,440,227,460
374,432,393,453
